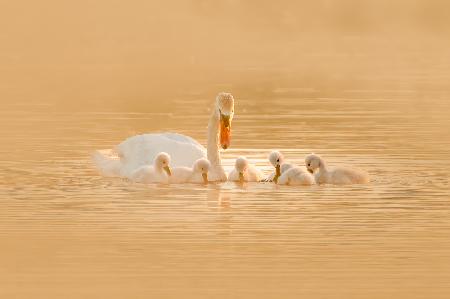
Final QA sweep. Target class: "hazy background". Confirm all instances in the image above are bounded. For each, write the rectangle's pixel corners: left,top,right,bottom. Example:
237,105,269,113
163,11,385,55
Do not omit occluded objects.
1,1,450,298
1,0,449,110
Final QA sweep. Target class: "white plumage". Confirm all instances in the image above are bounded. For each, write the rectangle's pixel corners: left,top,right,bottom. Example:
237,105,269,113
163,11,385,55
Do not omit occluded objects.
277,166,315,186
264,151,294,182
129,152,172,184
169,158,211,184
93,93,235,182
116,133,205,178
228,157,262,182
305,153,370,185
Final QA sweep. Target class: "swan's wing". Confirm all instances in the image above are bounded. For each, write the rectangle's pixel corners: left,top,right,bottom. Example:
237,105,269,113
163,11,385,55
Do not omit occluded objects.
130,165,153,182
160,132,203,148
92,150,122,177
116,133,206,177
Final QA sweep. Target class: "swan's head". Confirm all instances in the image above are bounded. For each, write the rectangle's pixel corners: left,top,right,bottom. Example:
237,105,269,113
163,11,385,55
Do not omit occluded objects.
193,158,210,184
216,92,234,150
234,156,248,183
154,152,171,176
269,151,284,182
305,153,322,174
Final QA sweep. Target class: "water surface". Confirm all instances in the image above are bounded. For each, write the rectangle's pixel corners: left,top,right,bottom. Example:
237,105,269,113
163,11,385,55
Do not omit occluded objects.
1,68,450,298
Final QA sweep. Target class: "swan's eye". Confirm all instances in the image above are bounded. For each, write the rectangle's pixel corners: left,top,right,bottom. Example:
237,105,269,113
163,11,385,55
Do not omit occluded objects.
276,159,279,162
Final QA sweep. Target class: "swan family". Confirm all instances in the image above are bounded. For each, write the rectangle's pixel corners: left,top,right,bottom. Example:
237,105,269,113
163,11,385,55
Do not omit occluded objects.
93,92,369,186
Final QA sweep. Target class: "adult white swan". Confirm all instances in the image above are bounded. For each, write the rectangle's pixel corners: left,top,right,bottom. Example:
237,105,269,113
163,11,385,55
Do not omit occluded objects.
93,92,234,182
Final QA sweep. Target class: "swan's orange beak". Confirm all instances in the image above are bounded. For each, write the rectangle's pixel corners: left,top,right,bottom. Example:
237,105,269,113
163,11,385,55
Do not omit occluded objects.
220,114,231,150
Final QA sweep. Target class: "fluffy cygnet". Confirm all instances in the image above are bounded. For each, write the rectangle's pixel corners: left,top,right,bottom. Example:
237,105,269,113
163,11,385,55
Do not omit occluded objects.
130,152,171,183
264,151,294,183
169,158,210,184
305,153,370,185
228,157,263,183
277,166,315,186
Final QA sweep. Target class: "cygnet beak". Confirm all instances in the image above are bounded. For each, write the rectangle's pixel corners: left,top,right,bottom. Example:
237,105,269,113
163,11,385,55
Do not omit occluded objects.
307,168,314,174
202,172,208,184
238,172,244,183
273,165,281,183
163,166,171,176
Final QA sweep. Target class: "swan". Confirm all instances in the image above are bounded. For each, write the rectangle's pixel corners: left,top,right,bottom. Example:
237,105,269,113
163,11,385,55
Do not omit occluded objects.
169,158,210,184
277,167,315,186
305,153,370,185
264,151,294,183
93,92,235,182
228,157,263,183
129,152,171,183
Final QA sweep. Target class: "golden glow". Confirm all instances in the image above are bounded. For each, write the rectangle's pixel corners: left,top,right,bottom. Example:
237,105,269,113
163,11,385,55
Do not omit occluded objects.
1,1,450,298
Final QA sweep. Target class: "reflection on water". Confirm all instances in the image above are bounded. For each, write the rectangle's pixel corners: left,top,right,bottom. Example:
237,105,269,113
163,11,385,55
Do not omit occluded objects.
1,1,450,292
1,76,450,297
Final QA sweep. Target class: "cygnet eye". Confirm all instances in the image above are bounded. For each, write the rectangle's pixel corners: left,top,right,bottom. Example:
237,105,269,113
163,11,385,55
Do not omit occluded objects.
276,159,279,162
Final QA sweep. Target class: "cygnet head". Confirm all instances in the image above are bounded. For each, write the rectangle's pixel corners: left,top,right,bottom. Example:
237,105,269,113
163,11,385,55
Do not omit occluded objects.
154,152,171,176
234,156,249,182
269,151,284,168
305,153,323,174
216,92,234,150
193,158,210,184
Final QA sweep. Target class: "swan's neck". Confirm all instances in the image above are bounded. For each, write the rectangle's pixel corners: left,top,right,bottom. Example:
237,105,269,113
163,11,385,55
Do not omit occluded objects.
207,111,221,167
317,160,328,176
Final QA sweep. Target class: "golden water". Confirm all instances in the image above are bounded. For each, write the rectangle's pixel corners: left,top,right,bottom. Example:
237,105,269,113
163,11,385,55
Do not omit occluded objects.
1,1,450,298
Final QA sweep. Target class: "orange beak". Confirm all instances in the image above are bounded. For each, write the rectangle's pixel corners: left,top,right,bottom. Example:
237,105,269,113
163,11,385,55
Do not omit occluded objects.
219,114,231,150
273,165,281,183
